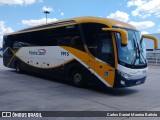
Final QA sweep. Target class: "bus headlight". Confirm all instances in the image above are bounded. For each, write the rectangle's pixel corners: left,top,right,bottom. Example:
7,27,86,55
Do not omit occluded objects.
119,71,131,80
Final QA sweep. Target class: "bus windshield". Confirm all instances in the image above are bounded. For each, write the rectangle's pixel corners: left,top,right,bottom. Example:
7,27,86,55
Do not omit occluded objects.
115,28,147,66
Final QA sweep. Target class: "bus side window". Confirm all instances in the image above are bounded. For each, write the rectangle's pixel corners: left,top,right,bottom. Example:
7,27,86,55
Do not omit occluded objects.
100,37,113,63
82,23,114,66
101,39,111,53
53,25,84,51
57,37,70,46
52,39,57,46
13,41,30,50
13,41,22,49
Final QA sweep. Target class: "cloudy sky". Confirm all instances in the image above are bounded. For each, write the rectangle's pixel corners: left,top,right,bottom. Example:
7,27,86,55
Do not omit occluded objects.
0,0,160,47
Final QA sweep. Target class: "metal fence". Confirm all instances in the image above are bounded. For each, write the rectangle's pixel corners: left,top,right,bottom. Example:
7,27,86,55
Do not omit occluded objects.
147,53,160,66
147,58,160,66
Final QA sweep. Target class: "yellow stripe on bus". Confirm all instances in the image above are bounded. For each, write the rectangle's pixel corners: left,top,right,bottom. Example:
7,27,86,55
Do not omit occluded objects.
61,46,115,87
7,48,16,67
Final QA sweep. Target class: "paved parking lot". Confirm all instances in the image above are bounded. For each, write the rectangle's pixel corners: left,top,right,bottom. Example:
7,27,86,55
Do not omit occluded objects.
0,58,160,120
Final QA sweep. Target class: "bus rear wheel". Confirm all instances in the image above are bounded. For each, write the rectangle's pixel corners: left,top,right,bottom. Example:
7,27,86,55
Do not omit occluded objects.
71,70,86,87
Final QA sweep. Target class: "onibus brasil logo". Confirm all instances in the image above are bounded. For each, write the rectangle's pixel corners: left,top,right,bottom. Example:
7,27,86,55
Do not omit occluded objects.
29,49,46,55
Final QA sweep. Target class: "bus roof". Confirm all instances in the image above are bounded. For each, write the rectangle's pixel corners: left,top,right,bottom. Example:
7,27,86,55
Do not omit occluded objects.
5,16,137,36
73,16,136,30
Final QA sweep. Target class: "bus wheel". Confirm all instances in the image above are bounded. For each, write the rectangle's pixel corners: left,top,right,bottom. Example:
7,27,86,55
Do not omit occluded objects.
71,70,86,87
15,62,22,73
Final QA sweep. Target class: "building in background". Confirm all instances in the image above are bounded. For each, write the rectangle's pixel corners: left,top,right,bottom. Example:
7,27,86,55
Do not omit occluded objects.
145,33,160,49
145,33,160,65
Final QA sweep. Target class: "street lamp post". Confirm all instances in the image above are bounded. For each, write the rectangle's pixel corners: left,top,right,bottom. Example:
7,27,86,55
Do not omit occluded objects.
44,11,50,24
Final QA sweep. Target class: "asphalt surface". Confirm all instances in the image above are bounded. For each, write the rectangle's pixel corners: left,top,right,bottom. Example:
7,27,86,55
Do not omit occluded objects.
0,58,160,120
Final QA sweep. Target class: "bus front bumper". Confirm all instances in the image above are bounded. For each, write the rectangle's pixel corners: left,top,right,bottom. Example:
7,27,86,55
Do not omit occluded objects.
114,71,147,88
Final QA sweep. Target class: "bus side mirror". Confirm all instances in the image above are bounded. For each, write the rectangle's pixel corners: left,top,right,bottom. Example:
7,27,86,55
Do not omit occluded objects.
141,35,158,50
102,28,128,45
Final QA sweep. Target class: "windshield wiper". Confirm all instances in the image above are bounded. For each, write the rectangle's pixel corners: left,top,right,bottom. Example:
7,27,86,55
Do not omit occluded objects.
132,43,146,65
131,38,139,65
131,32,147,65
139,48,147,64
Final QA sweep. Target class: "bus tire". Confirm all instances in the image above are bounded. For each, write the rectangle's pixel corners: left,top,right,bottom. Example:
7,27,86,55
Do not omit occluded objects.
71,70,86,87
15,62,22,73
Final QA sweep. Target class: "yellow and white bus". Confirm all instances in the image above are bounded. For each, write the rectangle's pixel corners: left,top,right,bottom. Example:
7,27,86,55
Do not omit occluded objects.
3,17,158,88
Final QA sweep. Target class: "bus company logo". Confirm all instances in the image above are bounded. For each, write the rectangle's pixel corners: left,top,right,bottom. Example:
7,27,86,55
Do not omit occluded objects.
29,49,46,55
2,112,11,117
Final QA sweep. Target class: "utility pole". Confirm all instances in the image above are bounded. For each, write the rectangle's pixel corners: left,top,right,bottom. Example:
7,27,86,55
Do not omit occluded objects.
44,11,50,24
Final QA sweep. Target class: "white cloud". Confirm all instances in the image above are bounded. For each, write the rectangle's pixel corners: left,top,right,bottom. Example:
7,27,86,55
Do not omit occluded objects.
60,12,64,16
58,9,64,16
127,0,146,7
129,21,155,29
107,11,129,22
0,21,14,47
0,0,43,5
42,6,53,12
141,31,149,35
22,18,58,26
127,0,160,18
106,10,155,33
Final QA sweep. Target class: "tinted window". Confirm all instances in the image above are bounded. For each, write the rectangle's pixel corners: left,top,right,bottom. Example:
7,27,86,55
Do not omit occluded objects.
82,23,114,66
9,24,85,51
52,25,84,51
